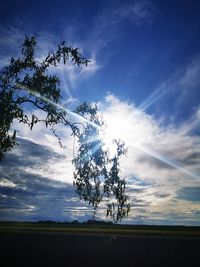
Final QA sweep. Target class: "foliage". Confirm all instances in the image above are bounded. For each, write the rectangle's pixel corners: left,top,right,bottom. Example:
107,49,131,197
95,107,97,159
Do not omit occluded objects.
73,103,130,222
0,36,130,222
0,36,89,160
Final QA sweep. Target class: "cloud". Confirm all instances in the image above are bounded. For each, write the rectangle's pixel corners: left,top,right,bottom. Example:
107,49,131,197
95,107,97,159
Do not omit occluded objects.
0,135,73,182
139,55,200,124
177,187,200,202
80,0,157,66
0,26,100,103
99,93,200,224
57,54,101,88
0,27,25,69
103,94,200,180
180,57,200,89
0,179,16,188
0,138,64,168
1,92,200,224
109,0,157,26
99,0,156,28
0,138,94,222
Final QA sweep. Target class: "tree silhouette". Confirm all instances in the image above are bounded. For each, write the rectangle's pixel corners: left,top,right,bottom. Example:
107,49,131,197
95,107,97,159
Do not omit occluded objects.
0,36,130,222
73,103,130,222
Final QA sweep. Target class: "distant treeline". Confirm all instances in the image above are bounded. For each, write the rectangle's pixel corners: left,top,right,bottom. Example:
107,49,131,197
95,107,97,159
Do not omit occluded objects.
37,219,114,225
1,221,200,231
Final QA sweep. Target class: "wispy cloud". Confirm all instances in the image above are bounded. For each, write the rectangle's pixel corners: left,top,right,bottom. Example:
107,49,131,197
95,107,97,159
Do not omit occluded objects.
0,27,24,68
106,0,157,26
57,54,101,88
86,0,157,57
139,55,200,122
0,26,100,102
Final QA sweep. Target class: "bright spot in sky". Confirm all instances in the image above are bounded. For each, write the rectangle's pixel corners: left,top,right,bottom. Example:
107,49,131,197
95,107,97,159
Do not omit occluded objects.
100,96,199,179
100,109,144,157
104,115,128,140
102,108,148,150
99,114,126,155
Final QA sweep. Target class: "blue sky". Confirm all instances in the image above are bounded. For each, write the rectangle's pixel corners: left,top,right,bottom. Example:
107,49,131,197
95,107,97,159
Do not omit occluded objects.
0,0,200,225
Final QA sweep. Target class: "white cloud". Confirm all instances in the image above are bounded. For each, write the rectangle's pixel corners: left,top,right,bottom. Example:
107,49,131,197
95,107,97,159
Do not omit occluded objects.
11,108,75,184
98,94,200,223
103,94,200,181
0,178,16,188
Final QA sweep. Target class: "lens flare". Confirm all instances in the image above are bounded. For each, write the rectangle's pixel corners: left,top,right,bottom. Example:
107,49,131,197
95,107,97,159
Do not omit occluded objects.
17,83,102,131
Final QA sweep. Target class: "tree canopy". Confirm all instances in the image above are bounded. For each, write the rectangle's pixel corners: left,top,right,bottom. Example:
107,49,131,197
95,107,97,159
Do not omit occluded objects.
0,36,130,222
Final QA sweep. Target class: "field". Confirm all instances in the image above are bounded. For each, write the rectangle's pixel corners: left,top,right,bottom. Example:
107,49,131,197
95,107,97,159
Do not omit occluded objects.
1,222,200,267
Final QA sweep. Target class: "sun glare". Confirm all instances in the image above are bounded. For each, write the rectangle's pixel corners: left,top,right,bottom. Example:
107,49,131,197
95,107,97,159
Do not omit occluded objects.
102,110,146,150
101,107,199,179
100,113,135,156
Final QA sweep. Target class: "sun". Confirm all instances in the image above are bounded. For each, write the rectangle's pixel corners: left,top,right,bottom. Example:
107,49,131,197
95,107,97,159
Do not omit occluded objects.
102,117,127,140
100,107,150,157
99,114,131,156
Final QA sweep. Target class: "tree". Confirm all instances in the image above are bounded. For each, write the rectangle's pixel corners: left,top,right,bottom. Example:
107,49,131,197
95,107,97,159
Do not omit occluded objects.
0,36,130,222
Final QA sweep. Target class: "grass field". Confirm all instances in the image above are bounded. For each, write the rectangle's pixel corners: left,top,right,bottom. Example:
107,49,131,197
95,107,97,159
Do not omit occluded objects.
1,221,200,236
1,222,200,267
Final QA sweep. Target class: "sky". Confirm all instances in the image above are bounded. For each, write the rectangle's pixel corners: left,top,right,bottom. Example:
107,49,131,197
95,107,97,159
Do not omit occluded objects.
0,0,200,225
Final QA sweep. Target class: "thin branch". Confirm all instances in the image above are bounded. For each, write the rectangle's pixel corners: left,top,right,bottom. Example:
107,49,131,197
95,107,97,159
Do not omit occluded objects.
12,99,46,111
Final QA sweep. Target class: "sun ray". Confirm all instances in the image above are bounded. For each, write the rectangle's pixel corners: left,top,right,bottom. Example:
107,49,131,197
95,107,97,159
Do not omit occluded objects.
129,142,199,180
138,83,168,111
17,83,103,131
17,83,199,180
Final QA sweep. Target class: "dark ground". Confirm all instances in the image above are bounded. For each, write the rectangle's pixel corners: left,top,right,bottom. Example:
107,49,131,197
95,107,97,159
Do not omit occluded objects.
1,231,200,267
